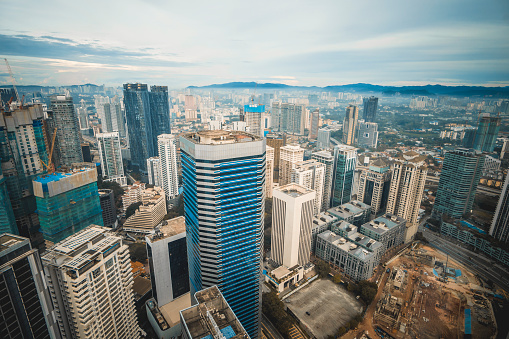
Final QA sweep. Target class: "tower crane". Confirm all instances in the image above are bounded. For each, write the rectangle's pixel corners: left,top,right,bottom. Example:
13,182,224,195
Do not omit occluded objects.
40,128,58,174
4,59,20,102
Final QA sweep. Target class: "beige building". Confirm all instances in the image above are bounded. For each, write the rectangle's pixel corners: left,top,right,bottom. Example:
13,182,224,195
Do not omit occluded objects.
386,152,427,242
266,145,275,198
271,184,315,267
123,187,167,233
291,160,325,216
279,144,304,186
41,226,140,339
122,182,146,211
342,105,359,145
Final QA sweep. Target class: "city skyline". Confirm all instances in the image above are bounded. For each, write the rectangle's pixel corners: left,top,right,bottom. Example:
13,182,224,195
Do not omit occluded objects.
1,0,508,87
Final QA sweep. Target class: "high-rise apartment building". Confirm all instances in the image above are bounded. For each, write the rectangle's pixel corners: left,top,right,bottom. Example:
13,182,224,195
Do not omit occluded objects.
309,109,320,139
184,95,198,121
94,95,111,131
363,96,378,122
342,105,359,145
180,130,264,338
272,102,306,135
386,152,427,242
122,182,146,211
110,96,126,138
311,150,334,211
48,95,83,167
266,133,286,182
357,121,379,148
291,160,325,215
0,104,49,238
158,134,179,200
123,83,171,172
280,144,304,186
271,184,315,268
332,145,357,206
0,233,61,339
99,189,117,228
145,216,189,307
0,167,17,234
473,114,501,153
266,145,274,198
357,158,392,217
123,187,167,233
244,103,265,138
490,173,509,244
147,157,162,187
317,128,331,149
433,148,485,219
33,167,103,244
41,226,140,339
97,132,127,186
180,286,248,339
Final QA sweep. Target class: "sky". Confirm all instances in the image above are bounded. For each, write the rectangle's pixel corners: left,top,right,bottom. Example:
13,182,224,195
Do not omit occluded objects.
1,0,509,88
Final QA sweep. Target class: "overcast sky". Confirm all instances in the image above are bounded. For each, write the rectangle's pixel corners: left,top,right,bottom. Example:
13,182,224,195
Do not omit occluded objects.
1,0,509,88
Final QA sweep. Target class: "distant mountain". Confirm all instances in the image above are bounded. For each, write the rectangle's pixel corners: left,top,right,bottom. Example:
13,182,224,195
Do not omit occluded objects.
188,82,509,97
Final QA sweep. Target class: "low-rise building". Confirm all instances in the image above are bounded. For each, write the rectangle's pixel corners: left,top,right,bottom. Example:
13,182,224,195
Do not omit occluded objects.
327,200,371,227
122,181,146,211
123,187,167,233
316,230,381,281
359,213,406,253
145,294,191,339
265,265,304,293
311,212,338,253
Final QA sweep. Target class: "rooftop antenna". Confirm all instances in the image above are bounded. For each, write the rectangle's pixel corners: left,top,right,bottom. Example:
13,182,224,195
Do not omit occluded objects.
4,59,20,102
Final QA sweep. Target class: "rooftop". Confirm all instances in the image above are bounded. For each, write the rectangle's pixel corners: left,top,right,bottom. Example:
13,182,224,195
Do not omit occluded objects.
146,216,186,242
181,286,248,339
319,231,376,261
276,183,314,198
159,293,191,327
133,276,152,300
182,130,261,145
328,200,371,219
0,234,28,253
360,213,405,234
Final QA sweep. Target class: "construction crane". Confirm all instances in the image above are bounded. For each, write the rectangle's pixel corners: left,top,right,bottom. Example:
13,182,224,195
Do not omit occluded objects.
40,127,58,174
4,59,20,102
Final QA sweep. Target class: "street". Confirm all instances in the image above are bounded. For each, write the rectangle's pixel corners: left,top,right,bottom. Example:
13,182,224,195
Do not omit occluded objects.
261,314,284,339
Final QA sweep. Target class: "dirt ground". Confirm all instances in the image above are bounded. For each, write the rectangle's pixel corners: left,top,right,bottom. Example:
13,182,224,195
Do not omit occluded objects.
344,244,497,339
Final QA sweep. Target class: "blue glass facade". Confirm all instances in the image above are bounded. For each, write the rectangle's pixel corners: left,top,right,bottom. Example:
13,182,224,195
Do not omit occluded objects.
0,167,17,234
124,84,171,172
332,146,357,207
473,115,501,153
181,133,265,339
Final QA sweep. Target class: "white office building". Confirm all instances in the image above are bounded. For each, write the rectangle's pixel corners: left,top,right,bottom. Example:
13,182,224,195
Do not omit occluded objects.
41,226,140,339
291,160,325,216
158,134,179,201
271,184,315,267
266,145,275,198
311,150,335,211
279,144,304,186
147,157,162,187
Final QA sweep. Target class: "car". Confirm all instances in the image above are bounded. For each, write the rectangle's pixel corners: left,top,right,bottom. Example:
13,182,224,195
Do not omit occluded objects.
306,311,310,316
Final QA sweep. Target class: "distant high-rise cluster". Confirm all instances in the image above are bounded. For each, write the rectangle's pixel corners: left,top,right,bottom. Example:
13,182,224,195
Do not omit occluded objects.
363,96,378,122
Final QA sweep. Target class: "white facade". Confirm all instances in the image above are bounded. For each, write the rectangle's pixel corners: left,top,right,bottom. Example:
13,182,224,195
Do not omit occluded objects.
123,187,167,233
311,150,334,211
279,144,304,186
158,134,179,200
357,121,379,148
97,132,127,186
291,160,325,216
147,157,162,187
266,145,274,198
122,182,146,211
41,226,140,339
271,184,315,267
317,128,331,149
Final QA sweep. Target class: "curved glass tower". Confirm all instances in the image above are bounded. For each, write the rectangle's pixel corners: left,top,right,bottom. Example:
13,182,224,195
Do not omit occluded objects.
180,130,265,339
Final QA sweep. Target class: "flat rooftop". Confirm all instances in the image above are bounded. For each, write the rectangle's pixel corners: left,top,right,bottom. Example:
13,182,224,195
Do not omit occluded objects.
328,200,370,219
146,216,186,242
33,167,95,184
0,234,28,253
319,231,377,261
160,293,191,327
182,130,261,145
276,183,313,198
181,286,247,339
360,213,405,235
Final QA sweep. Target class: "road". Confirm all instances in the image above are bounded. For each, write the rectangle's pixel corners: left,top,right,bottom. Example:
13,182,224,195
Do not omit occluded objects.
261,314,284,339
425,176,501,197
421,227,509,292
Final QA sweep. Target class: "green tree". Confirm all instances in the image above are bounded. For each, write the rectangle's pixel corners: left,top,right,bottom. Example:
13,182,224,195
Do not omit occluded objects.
337,327,346,336
129,242,147,261
262,292,294,337
314,259,331,278
125,202,142,219
333,274,342,284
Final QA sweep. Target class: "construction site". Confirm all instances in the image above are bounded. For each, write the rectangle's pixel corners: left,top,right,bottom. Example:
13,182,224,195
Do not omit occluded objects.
368,243,498,339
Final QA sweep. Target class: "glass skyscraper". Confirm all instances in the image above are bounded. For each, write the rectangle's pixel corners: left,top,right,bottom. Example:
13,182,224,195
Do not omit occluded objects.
0,166,16,234
332,144,357,206
363,96,379,122
473,114,501,153
180,130,265,338
433,148,485,219
123,84,171,172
